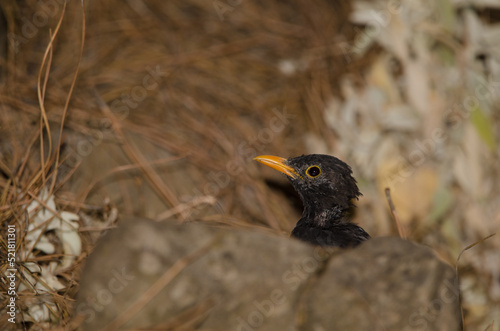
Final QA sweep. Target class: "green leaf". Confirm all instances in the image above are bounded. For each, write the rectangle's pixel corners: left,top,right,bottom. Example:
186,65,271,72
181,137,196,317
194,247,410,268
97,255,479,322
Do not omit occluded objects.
470,105,497,151
429,187,453,223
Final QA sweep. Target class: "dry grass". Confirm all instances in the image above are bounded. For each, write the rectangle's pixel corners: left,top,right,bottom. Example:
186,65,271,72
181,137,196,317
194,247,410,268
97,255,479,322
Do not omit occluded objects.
0,0,499,330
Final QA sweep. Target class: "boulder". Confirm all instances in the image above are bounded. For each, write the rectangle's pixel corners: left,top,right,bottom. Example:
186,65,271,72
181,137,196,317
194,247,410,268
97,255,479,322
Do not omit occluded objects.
75,218,461,330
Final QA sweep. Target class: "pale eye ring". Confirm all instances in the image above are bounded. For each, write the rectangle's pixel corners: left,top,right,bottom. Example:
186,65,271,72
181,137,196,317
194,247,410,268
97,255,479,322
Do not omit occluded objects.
306,166,321,177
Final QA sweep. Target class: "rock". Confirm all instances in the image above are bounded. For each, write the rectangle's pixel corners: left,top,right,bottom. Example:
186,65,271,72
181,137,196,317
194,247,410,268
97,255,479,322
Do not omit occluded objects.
300,237,462,331
75,218,461,330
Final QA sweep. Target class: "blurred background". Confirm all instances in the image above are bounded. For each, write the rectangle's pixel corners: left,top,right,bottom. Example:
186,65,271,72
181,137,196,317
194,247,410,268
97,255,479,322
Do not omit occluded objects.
0,0,499,329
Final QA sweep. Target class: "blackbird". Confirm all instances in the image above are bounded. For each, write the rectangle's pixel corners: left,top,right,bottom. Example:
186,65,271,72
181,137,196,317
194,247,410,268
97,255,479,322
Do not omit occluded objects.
254,154,370,247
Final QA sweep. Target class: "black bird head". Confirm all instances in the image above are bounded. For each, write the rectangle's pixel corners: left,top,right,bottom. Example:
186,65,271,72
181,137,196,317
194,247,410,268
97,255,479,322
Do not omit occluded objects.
254,154,369,247
254,154,361,214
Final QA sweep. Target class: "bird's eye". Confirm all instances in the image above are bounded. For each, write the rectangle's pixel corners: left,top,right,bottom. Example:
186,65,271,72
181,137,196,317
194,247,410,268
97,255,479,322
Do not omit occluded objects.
306,166,321,178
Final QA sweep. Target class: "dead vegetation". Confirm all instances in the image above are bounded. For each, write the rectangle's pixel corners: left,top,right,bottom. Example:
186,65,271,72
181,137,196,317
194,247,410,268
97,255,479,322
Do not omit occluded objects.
0,0,499,329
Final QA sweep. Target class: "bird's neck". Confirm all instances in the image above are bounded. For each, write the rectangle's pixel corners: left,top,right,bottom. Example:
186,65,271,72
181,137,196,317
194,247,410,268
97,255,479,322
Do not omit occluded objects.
301,202,352,227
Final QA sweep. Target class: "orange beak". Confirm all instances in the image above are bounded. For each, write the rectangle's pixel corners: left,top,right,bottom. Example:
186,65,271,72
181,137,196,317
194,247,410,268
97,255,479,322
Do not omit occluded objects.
254,155,301,179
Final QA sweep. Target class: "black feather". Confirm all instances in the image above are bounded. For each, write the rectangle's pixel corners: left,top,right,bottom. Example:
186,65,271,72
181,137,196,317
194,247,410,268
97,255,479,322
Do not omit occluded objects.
285,154,370,247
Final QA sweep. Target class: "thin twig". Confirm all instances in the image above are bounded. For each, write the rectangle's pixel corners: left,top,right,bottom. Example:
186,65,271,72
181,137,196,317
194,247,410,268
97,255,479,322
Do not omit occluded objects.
50,0,86,195
156,195,218,221
455,233,496,329
384,187,406,239
37,1,67,186
92,89,182,215
80,156,183,203
456,233,495,267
